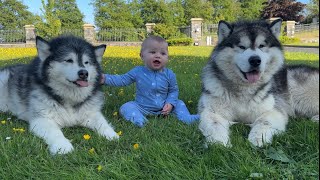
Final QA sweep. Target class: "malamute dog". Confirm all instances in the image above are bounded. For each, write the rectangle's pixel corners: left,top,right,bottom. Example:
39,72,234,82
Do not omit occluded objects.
0,35,119,154
198,19,319,147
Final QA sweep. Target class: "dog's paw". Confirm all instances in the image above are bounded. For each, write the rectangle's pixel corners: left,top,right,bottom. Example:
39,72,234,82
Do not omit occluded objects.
206,135,231,147
311,115,319,122
248,129,274,147
49,139,74,155
101,130,119,140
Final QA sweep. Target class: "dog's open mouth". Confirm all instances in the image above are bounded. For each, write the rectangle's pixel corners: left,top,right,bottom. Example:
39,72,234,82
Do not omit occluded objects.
73,80,89,87
241,70,261,83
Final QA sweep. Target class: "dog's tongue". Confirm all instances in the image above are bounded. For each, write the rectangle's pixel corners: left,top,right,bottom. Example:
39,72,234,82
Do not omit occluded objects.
76,80,89,87
246,71,260,83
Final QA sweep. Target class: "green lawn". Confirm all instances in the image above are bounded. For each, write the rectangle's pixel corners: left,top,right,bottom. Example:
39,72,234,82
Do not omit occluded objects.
0,47,319,179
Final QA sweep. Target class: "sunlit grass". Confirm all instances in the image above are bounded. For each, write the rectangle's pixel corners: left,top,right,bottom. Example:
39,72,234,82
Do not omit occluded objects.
0,46,319,179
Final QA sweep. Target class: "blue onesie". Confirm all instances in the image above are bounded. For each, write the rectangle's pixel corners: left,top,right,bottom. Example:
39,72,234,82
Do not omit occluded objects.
104,66,199,127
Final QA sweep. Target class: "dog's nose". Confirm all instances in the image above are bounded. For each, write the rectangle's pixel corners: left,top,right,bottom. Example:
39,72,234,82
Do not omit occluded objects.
78,69,88,80
249,56,261,67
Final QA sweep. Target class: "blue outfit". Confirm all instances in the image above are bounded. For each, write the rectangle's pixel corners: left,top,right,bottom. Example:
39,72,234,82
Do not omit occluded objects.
104,66,199,127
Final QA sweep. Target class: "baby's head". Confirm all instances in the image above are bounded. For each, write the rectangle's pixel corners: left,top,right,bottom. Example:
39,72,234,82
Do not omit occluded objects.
140,36,169,71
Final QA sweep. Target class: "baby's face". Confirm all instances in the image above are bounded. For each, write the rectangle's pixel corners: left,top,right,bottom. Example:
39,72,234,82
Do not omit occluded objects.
140,41,168,71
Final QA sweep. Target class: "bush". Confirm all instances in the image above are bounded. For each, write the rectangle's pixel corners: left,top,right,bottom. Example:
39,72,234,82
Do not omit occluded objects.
167,38,193,46
151,24,179,39
279,36,300,44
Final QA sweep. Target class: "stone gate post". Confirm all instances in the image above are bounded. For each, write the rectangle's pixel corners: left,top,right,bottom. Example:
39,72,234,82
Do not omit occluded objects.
191,18,203,46
24,25,36,45
286,21,296,37
83,24,96,44
145,23,156,35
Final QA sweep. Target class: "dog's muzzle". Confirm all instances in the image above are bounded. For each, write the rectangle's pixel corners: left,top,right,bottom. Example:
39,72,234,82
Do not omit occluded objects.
249,56,261,68
73,69,89,87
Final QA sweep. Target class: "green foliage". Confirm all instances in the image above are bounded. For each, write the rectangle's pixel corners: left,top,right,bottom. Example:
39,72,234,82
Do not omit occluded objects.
93,0,135,29
54,0,84,29
211,0,242,23
183,0,214,23
306,0,319,18
167,38,193,46
34,0,62,39
151,24,179,39
240,0,268,20
0,0,35,29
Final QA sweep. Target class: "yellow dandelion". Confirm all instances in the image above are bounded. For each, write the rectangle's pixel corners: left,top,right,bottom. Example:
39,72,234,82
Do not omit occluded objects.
13,128,25,133
1,120,6,125
89,148,95,154
133,143,139,150
97,165,103,172
113,111,118,116
118,89,124,96
83,134,91,140
117,131,123,136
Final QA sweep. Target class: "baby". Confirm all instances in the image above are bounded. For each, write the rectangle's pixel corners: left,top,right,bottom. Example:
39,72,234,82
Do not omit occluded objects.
102,35,199,127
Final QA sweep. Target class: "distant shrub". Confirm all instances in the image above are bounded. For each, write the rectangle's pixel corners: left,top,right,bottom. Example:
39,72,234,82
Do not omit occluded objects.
167,38,193,46
279,36,300,44
151,24,178,39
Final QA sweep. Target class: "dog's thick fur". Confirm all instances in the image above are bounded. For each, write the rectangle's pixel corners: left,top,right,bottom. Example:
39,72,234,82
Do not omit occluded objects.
198,19,319,147
0,35,119,154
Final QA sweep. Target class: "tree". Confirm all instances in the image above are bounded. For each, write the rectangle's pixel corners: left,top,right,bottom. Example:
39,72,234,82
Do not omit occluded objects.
240,0,267,20
54,0,84,29
261,0,306,22
168,0,187,26
140,0,174,25
35,0,62,38
306,0,319,18
183,0,213,23
93,0,134,29
0,0,34,29
211,0,242,23
128,0,144,28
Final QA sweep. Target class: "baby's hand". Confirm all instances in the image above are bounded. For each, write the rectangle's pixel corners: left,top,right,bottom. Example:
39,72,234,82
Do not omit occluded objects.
100,74,105,84
161,103,173,115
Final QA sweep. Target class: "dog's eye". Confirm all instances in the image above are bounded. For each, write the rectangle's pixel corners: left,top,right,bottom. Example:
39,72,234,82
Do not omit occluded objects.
238,46,246,50
65,59,73,63
259,45,265,49
84,61,89,65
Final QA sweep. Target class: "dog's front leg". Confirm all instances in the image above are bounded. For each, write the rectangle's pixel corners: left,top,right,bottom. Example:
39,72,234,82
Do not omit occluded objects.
82,112,119,140
248,110,288,147
199,108,232,147
29,119,74,155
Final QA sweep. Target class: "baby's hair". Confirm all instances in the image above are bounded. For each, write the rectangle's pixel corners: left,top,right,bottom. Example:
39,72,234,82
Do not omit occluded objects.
141,35,168,52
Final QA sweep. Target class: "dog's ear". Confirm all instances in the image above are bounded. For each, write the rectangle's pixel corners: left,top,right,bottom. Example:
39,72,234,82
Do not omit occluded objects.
94,44,106,64
218,21,232,44
269,19,282,39
36,36,51,61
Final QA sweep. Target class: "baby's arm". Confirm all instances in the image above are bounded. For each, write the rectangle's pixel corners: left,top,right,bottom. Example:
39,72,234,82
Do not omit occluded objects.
102,67,137,87
165,71,179,108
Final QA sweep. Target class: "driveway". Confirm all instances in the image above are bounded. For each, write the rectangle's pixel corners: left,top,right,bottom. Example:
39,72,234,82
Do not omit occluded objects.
284,45,319,54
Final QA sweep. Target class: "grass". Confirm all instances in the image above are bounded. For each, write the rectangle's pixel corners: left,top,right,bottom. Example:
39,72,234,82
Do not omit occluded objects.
284,30,319,46
0,46,319,179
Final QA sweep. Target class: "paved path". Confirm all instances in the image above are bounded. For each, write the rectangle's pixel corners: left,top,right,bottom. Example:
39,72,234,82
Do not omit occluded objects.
284,45,319,54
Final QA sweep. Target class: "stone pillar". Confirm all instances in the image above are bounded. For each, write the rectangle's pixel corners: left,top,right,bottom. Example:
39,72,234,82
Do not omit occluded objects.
145,23,156,35
83,24,96,44
286,21,296,37
191,18,203,46
24,25,36,45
